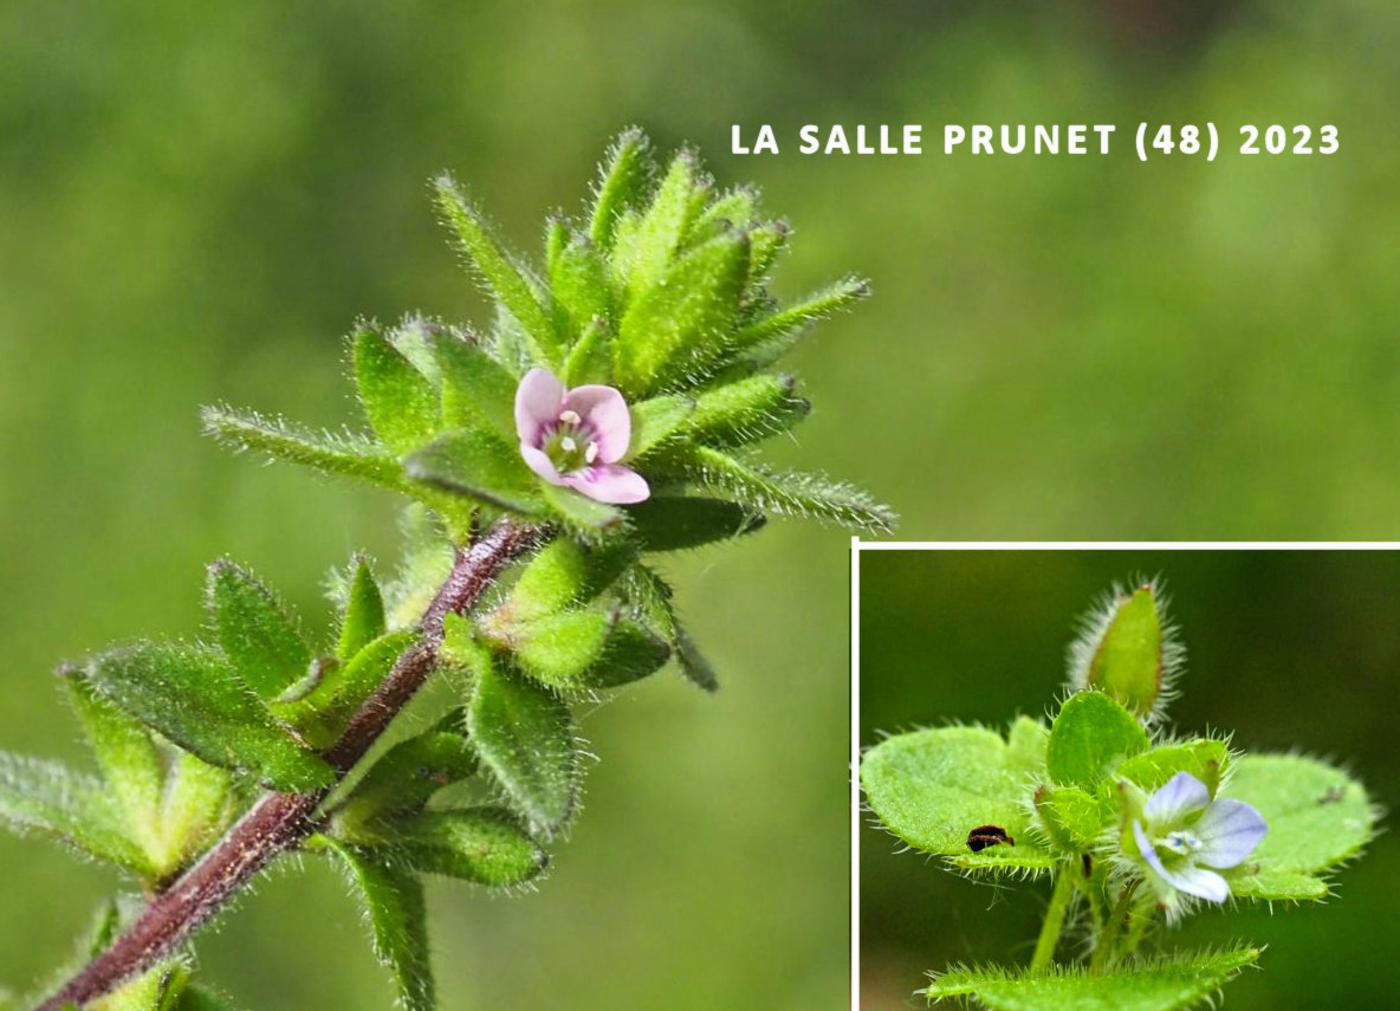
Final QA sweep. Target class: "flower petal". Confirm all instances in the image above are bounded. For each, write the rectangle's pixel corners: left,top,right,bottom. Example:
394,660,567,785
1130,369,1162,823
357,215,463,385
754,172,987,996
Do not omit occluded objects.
1194,798,1268,869
515,368,565,445
520,444,565,486
561,385,631,462
1144,771,1211,828
563,464,650,504
1134,821,1229,902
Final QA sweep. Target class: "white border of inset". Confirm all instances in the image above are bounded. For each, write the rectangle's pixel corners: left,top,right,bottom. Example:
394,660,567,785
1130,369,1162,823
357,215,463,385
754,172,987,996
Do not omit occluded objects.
847,538,1400,1009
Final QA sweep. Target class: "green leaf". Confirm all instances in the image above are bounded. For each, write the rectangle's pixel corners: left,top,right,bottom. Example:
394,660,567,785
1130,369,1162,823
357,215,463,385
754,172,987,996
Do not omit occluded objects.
90,960,186,1011
561,317,612,387
338,556,387,663
274,630,418,749
0,751,152,874
431,331,518,444
201,406,405,491
62,671,164,843
550,232,612,339
1006,715,1050,774
589,128,651,251
925,948,1261,1011
510,610,612,687
627,394,694,459
685,373,809,448
434,174,559,367
391,808,548,887
152,752,233,877
501,539,589,623
626,496,764,552
663,445,896,533
861,725,1056,874
353,324,442,454
1114,740,1228,797
1034,785,1103,851
1223,752,1376,901
614,231,748,396
172,986,242,1011
333,729,475,834
403,427,545,515
468,658,578,837
1075,584,1169,720
328,840,434,1011
539,483,624,537
590,618,671,688
730,276,869,365
622,564,717,691
85,642,334,791
1046,691,1149,788
206,560,311,700
614,149,705,298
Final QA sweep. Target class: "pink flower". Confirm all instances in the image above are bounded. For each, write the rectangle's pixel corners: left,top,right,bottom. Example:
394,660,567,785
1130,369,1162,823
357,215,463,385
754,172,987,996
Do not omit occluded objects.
514,368,650,505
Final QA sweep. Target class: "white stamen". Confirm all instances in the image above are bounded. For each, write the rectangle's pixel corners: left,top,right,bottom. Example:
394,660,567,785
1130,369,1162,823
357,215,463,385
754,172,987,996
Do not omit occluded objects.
561,436,577,453
559,409,581,425
585,441,599,463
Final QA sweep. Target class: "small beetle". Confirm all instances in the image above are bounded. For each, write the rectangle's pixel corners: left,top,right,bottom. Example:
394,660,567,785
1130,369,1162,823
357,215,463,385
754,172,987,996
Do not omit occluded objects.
966,824,1015,852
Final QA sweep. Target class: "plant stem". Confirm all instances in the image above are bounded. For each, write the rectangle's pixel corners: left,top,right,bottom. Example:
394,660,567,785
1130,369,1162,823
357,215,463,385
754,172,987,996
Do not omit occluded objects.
1090,880,1140,973
38,519,537,1011
1029,866,1076,974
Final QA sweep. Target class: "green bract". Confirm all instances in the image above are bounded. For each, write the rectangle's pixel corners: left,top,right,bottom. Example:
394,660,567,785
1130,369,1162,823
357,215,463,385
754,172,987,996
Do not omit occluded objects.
863,579,1376,1010
4,131,890,1009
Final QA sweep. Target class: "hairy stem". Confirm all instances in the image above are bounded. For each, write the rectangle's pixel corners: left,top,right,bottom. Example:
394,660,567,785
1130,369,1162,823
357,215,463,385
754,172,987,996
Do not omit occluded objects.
1090,879,1140,973
1029,865,1077,974
39,518,537,1010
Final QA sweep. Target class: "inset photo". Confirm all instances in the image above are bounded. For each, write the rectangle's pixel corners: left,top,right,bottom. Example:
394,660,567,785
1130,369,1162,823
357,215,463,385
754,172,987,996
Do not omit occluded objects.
854,545,1396,1011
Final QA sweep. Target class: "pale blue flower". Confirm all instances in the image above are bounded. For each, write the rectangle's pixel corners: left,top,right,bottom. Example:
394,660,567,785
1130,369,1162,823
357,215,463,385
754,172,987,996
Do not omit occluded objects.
1132,771,1267,904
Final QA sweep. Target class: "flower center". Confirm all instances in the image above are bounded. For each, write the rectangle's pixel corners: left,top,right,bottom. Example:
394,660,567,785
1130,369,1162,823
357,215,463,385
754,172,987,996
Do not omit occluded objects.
1160,829,1202,857
541,409,599,475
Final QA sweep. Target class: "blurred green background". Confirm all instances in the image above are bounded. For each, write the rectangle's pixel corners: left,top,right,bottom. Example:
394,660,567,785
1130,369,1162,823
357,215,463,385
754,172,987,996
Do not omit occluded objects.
1,0,1397,1007
860,550,1400,1009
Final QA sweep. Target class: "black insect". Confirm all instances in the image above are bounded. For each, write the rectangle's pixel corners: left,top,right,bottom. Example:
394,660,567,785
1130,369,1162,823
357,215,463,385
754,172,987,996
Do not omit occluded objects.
966,824,1015,852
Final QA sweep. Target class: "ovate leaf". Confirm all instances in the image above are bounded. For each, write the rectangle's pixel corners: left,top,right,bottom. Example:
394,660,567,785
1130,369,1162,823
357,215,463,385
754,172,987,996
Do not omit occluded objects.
500,539,589,623
550,232,612,338
206,560,311,700
510,611,612,688
539,483,624,538
353,324,441,454
1046,691,1149,788
85,643,333,791
861,725,1055,875
0,751,151,874
62,671,164,840
1223,753,1376,901
328,840,434,1011
333,729,476,834
1076,584,1169,720
431,331,518,444
614,149,705,298
926,948,1261,1011
392,808,548,887
468,659,579,837
1115,740,1229,797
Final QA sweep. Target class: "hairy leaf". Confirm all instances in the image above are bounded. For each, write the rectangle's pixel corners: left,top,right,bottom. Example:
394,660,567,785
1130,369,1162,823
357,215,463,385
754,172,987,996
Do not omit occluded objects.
589,618,671,688
685,373,809,448
510,610,612,687
627,394,694,459
329,841,433,1011
63,672,164,843
391,808,548,887
1223,753,1376,901
353,324,441,454
468,659,579,836
623,564,717,691
501,539,588,623
206,560,311,700
614,149,705,297
731,275,868,365
589,128,650,251
86,643,333,791
338,556,387,663
1080,585,1166,720
614,231,748,396
0,752,151,874
925,948,1261,1011
334,730,476,833
561,317,612,388
861,725,1055,874
627,497,764,552
201,406,404,491
403,427,545,515
539,483,624,537
274,630,417,749
1047,691,1149,788
1114,740,1228,797
173,987,242,1011
434,174,559,367
550,232,611,339
432,331,518,444
664,445,896,532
